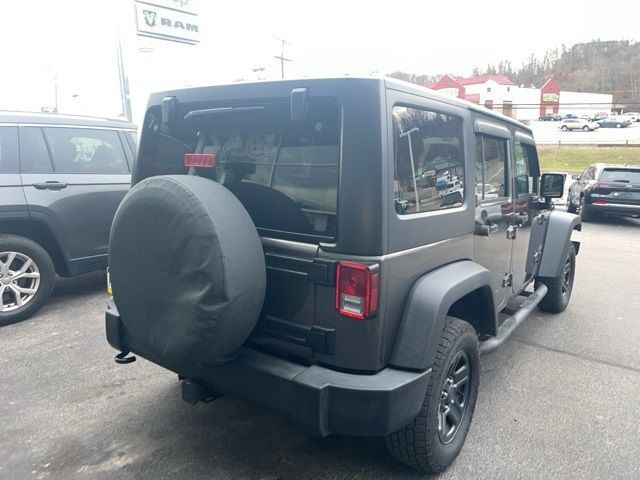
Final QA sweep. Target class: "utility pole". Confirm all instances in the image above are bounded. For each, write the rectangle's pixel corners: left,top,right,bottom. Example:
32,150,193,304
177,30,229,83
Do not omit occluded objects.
53,75,58,113
116,32,133,121
273,36,291,79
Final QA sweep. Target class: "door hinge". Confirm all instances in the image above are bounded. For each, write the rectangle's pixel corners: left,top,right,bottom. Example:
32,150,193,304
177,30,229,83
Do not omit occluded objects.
506,225,517,240
502,273,513,288
533,250,542,263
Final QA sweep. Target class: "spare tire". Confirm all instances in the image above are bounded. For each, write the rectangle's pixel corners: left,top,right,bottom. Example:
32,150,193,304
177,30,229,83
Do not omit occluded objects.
109,175,266,374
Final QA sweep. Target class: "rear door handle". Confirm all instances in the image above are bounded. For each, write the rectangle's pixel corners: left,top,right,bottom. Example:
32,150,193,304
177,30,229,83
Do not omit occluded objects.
33,181,68,190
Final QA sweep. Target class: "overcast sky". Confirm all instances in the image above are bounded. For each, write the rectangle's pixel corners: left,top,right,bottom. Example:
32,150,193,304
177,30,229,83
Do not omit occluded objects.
0,0,637,123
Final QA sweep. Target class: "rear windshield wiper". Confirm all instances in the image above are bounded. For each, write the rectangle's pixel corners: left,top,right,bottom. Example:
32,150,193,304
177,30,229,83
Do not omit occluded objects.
184,106,265,121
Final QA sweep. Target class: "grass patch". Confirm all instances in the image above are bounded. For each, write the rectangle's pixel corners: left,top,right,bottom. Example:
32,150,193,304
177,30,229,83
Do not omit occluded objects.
539,146,640,173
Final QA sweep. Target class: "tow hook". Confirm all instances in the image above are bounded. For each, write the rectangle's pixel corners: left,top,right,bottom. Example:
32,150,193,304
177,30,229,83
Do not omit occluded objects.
114,351,137,364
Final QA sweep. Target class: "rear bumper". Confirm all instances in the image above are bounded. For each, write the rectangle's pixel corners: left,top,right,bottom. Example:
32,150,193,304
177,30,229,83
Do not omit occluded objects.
106,299,430,438
586,203,640,216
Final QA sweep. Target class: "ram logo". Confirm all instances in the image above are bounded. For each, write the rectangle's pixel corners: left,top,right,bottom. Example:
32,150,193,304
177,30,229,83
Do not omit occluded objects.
143,10,157,27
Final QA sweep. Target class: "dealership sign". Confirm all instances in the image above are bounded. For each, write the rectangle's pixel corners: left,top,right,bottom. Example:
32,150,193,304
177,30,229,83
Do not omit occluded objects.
135,1,199,44
542,93,559,103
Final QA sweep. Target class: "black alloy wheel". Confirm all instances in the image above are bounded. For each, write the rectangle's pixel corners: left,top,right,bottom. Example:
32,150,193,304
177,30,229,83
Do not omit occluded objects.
438,351,471,444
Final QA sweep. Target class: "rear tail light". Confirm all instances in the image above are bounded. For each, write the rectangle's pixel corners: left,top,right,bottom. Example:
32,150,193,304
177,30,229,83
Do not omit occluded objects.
592,200,608,205
184,153,217,168
335,261,379,320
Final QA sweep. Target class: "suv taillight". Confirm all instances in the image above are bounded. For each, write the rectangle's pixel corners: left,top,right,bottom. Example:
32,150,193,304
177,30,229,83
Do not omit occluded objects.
335,262,379,320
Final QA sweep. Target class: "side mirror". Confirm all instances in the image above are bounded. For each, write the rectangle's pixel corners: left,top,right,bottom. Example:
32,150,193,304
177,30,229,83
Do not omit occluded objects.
540,173,565,198
571,174,580,180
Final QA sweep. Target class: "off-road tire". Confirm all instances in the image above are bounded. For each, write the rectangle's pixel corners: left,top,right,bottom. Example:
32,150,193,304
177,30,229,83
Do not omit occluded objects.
536,243,576,313
0,234,55,326
386,317,480,474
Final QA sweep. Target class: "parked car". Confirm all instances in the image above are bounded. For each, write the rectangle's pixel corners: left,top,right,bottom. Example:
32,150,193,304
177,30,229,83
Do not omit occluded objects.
620,112,639,122
589,113,609,122
538,113,561,121
559,118,600,131
105,77,580,474
568,163,640,221
563,113,578,119
0,112,137,324
597,117,632,128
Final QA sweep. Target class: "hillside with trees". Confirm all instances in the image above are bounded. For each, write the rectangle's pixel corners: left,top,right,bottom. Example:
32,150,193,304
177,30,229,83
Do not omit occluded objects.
389,40,640,105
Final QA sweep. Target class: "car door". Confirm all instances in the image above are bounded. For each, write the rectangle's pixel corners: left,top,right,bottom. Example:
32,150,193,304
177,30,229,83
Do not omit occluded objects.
19,125,131,273
473,129,512,310
510,135,542,292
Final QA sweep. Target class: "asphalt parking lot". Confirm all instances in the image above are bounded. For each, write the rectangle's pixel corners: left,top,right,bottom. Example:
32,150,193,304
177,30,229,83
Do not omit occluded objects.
2,216,640,480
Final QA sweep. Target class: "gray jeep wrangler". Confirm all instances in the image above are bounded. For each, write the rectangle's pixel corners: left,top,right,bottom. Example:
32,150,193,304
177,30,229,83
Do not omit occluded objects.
106,78,580,473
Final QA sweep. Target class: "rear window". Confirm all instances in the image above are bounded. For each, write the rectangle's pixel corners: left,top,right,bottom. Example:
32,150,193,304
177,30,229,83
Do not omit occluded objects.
600,168,640,184
140,102,340,241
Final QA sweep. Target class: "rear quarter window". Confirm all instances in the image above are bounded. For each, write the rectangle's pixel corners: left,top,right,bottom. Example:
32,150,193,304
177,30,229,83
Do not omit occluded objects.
0,126,19,173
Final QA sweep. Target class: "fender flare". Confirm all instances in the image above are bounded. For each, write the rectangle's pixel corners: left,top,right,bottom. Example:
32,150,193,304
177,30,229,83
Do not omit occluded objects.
537,211,581,278
390,261,496,371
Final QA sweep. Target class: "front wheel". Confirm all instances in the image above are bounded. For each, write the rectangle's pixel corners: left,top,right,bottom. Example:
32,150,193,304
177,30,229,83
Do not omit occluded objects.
561,125,568,131
582,125,589,131
0,235,55,326
536,243,576,313
386,317,480,474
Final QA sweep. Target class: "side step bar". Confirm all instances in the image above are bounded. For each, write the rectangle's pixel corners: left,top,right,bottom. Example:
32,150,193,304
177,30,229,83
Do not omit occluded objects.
479,283,548,354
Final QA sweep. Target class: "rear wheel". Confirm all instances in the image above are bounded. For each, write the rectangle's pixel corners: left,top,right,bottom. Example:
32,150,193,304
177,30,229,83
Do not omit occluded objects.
582,125,589,132
579,197,595,222
616,123,622,128
536,243,576,313
0,235,55,326
386,317,479,474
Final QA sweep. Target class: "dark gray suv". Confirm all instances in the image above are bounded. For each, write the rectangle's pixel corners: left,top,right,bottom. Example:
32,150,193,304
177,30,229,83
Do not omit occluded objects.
0,112,137,324
105,78,581,473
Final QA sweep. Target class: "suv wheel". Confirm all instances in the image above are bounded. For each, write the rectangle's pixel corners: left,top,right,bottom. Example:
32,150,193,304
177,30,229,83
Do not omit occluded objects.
561,125,568,131
0,235,55,326
536,243,576,313
386,317,480,474
579,197,595,222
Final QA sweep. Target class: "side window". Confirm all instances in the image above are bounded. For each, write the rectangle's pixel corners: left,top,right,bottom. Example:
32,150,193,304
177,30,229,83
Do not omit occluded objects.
393,106,465,214
475,135,508,200
43,128,129,174
19,127,53,173
0,126,19,173
514,141,535,195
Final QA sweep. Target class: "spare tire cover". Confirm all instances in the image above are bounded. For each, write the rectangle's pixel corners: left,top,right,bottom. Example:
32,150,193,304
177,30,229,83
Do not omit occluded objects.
109,175,266,373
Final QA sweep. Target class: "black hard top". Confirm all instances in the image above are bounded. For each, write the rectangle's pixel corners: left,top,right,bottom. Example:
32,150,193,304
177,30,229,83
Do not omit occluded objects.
0,111,137,129
146,76,532,134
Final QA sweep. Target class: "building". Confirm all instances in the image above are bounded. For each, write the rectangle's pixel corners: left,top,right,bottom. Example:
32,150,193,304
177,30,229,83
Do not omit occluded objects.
426,75,613,121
